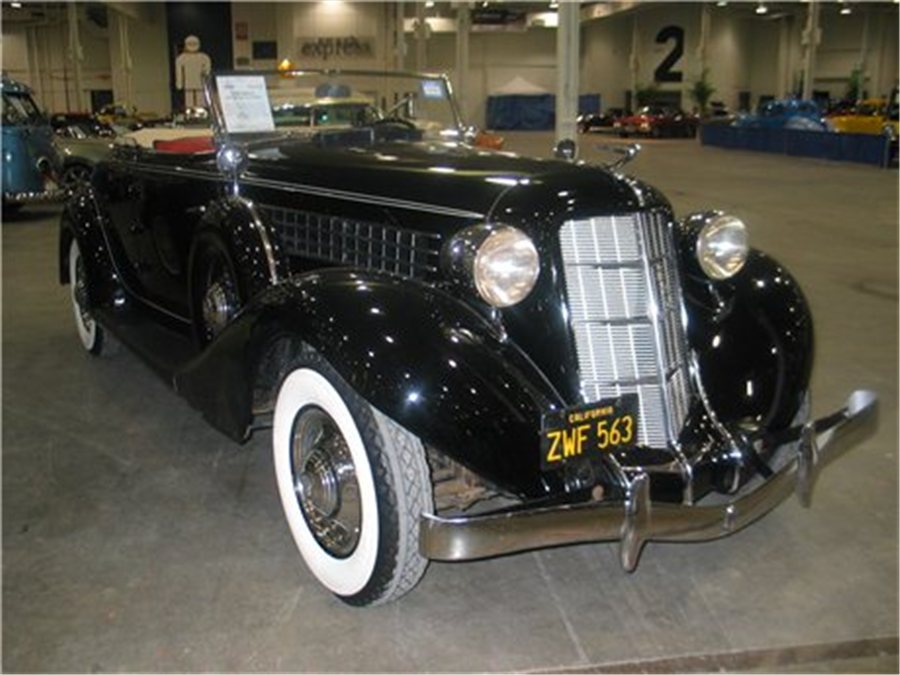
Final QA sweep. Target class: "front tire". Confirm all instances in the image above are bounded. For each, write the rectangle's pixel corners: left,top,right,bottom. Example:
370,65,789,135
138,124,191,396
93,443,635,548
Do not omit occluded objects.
273,353,433,606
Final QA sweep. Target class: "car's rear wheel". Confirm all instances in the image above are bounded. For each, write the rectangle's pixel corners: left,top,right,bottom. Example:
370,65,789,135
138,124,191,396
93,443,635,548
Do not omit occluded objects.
190,234,242,347
68,238,114,355
61,163,93,190
272,351,433,606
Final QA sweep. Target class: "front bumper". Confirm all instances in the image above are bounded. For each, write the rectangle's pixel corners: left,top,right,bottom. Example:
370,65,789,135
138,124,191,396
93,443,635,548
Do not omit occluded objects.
4,187,67,205
420,389,877,570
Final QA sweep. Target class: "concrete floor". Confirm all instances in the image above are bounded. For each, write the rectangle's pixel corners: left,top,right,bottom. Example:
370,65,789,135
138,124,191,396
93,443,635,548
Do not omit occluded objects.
3,135,897,673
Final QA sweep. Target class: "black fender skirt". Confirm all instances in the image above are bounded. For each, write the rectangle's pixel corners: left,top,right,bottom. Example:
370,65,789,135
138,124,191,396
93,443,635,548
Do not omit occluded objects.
174,269,569,499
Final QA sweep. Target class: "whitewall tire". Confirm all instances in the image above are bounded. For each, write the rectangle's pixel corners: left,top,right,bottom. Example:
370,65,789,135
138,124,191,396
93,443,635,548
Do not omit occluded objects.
273,353,433,606
68,238,109,355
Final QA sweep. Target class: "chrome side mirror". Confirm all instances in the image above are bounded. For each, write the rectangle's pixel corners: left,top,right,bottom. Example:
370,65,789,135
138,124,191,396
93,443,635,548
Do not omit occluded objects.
553,138,578,161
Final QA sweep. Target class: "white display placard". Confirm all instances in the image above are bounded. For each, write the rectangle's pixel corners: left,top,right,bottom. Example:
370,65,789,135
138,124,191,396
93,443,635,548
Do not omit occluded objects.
216,75,275,133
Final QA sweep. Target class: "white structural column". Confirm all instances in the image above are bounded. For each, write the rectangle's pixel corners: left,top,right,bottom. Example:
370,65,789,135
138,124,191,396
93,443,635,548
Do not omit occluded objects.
454,3,471,121
858,8,870,95
67,2,85,111
629,15,640,107
118,13,134,106
696,3,710,75
776,15,792,98
415,1,427,72
801,0,821,100
555,1,580,143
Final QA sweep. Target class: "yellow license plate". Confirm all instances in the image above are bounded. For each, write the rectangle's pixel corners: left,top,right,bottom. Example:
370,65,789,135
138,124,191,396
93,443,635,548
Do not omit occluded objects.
540,394,639,470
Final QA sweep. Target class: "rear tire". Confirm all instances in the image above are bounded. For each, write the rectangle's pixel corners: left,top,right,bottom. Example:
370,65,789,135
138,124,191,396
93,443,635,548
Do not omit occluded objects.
190,233,242,347
272,350,433,606
68,238,116,356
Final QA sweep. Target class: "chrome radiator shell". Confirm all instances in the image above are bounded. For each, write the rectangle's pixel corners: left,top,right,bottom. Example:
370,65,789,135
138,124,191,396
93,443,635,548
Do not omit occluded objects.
558,212,693,449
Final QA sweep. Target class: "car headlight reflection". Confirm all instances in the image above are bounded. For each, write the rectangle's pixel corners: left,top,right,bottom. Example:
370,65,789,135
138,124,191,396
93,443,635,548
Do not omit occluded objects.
696,214,748,280
474,227,540,307
444,225,540,307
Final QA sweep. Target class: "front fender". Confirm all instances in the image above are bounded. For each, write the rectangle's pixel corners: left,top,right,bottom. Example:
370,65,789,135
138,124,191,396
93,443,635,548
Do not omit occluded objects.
196,197,289,299
175,269,567,499
687,250,814,433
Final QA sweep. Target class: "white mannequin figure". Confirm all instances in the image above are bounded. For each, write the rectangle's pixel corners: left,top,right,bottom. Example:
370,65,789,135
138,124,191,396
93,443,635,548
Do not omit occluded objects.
175,35,212,108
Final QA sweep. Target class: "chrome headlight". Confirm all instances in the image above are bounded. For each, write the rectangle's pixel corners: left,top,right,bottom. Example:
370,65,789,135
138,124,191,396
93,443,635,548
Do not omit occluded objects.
443,225,540,307
696,213,748,280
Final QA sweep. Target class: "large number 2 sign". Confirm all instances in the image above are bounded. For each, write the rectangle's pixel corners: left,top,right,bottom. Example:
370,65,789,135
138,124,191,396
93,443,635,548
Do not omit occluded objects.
654,25,684,83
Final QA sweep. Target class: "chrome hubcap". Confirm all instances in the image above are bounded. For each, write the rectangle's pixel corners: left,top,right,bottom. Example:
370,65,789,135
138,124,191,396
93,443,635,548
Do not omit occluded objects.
201,279,235,338
291,407,361,558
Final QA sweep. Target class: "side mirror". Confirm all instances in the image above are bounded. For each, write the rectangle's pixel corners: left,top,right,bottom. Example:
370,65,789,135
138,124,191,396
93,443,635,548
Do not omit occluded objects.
553,138,578,161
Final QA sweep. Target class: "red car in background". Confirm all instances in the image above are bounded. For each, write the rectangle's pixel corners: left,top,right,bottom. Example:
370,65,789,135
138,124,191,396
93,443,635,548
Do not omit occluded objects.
614,105,698,138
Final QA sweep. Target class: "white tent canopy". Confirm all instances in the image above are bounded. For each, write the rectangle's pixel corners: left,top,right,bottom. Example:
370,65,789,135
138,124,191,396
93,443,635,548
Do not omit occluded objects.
490,76,551,96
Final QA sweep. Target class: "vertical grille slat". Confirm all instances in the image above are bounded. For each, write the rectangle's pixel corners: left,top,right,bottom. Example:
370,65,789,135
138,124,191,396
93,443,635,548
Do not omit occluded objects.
560,212,692,448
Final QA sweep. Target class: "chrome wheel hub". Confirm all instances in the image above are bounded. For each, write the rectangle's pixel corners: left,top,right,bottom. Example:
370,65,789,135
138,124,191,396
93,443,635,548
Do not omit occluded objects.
201,280,235,338
291,407,361,558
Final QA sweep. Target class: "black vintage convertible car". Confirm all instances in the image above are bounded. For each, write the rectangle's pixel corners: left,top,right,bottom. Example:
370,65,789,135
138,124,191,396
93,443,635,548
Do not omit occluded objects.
60,69,876,606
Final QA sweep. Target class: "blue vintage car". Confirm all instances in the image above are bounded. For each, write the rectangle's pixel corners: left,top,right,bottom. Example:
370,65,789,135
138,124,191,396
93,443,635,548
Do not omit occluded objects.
732,98,831,132
2,76,64,212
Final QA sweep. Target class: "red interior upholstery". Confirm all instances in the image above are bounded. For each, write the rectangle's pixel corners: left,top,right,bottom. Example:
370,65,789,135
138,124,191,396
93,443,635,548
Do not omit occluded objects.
153,136,215,154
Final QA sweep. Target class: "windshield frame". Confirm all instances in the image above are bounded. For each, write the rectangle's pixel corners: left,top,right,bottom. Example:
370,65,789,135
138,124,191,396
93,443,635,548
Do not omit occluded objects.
203,68,464,146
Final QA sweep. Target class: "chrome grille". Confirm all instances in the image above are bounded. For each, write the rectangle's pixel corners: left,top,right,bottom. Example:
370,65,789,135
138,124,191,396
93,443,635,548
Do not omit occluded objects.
260,204,442,280
559,212,692,448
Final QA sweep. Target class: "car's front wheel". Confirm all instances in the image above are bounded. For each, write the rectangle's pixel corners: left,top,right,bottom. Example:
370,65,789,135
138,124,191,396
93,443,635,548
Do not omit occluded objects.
272,352,433,606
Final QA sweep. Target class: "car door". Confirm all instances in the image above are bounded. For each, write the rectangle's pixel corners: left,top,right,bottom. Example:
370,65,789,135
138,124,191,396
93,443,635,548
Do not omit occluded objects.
131,151,222,319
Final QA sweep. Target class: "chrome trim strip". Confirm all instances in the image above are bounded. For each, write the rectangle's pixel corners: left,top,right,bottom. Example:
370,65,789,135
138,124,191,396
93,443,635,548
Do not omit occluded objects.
127,164,484,220
236,197,279,285
420,390,877,570
242,176,485,220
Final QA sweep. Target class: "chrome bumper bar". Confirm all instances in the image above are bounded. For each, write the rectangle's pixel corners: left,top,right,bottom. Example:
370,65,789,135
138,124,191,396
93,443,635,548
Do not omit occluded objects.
420,390,877,571
4,188,66,205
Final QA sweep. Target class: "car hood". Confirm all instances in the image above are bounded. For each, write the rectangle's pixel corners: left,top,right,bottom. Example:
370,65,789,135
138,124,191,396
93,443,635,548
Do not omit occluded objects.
244,139,645,220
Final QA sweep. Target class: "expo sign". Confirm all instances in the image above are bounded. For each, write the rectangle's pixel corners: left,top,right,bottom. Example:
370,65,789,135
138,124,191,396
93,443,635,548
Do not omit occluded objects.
298,37,374,61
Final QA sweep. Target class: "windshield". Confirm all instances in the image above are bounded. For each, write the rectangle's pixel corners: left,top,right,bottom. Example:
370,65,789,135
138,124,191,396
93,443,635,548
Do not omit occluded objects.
209,70,461,143
2,91,45,126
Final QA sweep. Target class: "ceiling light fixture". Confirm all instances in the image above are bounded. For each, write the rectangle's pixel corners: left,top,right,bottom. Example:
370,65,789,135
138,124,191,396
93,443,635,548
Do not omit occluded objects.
10,1,22,7
425,0,435,6
549,0,559,8
839,2,852,13
755,3,768,14
716,1,728,5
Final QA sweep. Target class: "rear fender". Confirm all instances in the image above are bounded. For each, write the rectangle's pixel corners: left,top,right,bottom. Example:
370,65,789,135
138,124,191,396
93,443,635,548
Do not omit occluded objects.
175,269,567,499
58,187,115,304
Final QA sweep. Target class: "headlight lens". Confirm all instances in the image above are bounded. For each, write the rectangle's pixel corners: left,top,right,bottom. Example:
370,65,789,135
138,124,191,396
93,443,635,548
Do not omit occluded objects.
696,214,748,280
473,227,540,307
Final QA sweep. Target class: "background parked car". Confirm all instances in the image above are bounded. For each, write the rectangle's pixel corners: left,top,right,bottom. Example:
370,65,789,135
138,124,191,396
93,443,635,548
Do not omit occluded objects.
96,102,169,131
50,112,116,139
614,105,698,138
1,76,63,213
577,108,627,133
827,97,898,137
732,98,830,132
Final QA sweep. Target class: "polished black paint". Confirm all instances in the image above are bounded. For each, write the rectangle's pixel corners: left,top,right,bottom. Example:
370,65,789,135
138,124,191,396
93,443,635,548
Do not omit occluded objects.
61,133,816,503
175,268,568,498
